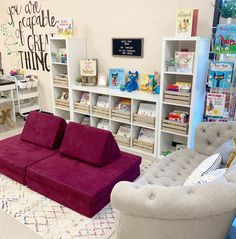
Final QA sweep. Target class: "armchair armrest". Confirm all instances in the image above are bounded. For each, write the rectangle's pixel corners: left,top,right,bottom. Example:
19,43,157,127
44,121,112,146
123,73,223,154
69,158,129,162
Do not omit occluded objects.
111,180,236,220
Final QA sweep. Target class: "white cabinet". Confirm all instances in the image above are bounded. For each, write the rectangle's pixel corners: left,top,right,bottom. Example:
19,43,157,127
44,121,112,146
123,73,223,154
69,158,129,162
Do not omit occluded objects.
158,36,210,156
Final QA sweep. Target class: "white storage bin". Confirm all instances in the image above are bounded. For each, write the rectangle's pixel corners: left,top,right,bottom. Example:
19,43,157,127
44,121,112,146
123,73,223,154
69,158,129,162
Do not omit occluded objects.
18,80,27,89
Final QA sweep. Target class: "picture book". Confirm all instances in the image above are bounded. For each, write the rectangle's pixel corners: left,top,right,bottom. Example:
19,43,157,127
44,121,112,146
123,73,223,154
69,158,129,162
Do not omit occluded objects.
113,98,131,112
117,125,131,138
80,59,97,77
80,92,90,105
81,116,90,126
175,52,195,73
138,103,156,117
96,95,109,108
138,128,155,144
56,19,73,37
214,24,236,54
109,68,125,89
208,61,234,89
97,119,109,130
175,9,198,37
140,73,155,93
206,93,226,117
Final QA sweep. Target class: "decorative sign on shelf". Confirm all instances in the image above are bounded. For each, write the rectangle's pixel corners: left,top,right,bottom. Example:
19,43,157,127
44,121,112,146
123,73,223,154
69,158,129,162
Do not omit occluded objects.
112,38,144,57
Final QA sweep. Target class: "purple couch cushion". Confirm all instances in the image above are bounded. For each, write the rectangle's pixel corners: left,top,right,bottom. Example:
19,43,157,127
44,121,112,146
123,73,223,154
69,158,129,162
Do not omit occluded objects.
0,135,57,184
21,111,67,149
60,122,120,167
26,152,141,204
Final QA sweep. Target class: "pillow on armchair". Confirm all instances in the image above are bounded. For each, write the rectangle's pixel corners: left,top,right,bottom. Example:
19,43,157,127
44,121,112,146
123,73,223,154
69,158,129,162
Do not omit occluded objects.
215,138,236,167
184,153,222,186
189,168,227,185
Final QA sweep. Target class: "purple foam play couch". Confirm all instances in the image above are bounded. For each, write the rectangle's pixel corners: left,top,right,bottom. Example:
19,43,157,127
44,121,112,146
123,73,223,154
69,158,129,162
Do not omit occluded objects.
0,111,67,184
0,112,141,217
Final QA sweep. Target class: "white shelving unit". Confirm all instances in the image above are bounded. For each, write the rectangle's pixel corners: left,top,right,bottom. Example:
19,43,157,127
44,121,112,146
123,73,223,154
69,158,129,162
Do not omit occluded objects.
7,75,41,117
49,38,159,158
49,37,87,121
71,86,160,158
158,36,210,156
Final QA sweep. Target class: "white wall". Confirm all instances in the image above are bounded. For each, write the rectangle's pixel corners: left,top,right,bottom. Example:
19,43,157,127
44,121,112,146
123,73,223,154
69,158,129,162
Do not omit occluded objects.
0,0,214,112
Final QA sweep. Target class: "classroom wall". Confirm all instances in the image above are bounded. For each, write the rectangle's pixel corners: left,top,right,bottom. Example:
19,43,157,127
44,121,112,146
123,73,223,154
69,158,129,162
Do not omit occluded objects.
0,0,214,112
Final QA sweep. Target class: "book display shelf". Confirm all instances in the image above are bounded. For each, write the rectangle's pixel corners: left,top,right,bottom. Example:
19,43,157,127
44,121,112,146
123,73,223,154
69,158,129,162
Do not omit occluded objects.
71,86,159,157
158,36,210,156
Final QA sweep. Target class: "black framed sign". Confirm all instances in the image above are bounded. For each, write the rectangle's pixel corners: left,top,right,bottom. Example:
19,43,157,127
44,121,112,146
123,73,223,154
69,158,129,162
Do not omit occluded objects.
112,38,144,57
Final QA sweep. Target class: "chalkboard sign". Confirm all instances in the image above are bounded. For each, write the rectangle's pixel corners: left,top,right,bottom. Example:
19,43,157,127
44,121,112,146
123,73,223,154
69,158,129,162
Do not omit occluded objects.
112,38,144,57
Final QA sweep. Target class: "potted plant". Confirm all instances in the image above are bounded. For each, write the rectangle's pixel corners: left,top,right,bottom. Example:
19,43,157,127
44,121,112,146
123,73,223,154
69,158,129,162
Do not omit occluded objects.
75,76,83,86
219,0,236,24
165,58,176,72
51,52,59,62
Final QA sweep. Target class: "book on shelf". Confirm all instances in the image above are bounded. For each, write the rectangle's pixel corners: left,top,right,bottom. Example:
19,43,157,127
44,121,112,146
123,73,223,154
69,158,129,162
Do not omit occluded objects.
138,103,156,117
140,73,155,93
97,119,109,130
58,91,69,101
80,59,97,77
96,95,109,108
205,93,226,117
175,82,192,92
175,52,195,73
56,19,73,37
208,61,234,89
167,110,189,123
175,9,198,37
117,125,131,138
214,24,236,54
80,92,90,105
166,82,192,93
81,116,90,126
113,98,131,112
138,128,155,144
109,68,125,89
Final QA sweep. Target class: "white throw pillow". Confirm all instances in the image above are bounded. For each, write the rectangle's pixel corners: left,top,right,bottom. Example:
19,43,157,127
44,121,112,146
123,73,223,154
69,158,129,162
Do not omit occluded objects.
184,153,222,186
190,168,227,185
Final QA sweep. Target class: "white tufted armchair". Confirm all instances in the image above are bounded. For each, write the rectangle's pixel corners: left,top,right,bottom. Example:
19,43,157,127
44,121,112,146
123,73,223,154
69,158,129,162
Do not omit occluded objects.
111,122,236,239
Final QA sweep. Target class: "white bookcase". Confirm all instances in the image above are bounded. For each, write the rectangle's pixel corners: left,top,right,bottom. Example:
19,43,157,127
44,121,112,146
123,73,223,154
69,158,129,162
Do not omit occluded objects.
158,36,210,156
49,37,160,158
49,37,87,120
71,86,160,158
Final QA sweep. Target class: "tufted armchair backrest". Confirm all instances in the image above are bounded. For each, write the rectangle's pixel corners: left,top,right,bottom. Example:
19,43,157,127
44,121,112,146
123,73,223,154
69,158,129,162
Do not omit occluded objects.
194,121,236,156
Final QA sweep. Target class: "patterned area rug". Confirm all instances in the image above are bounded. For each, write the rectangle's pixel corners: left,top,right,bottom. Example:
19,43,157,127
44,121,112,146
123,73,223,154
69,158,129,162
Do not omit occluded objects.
0,160,154,239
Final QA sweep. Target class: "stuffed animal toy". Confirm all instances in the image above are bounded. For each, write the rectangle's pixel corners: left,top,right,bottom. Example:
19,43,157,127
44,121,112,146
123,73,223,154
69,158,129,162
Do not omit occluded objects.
120,71,138,92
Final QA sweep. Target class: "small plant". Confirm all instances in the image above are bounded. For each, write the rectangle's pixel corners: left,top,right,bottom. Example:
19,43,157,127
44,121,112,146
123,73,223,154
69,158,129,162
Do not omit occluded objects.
219,0,236,18
165,57,176,66
75,76,82,85
51,52,59,62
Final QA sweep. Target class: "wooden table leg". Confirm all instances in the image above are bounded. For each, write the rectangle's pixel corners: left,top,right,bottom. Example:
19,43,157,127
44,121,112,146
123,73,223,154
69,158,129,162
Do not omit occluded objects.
0,108,14,127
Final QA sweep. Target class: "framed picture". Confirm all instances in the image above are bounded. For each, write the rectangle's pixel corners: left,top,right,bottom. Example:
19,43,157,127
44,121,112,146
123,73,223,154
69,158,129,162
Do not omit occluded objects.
97,73,107,87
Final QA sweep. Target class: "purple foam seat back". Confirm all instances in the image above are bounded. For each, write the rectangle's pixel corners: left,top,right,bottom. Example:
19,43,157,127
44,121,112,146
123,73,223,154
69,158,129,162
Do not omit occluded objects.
59,122,120,167
21,111,67,149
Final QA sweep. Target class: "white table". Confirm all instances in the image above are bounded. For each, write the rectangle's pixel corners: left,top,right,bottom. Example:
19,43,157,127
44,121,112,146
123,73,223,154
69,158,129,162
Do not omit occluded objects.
0,80,16,122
